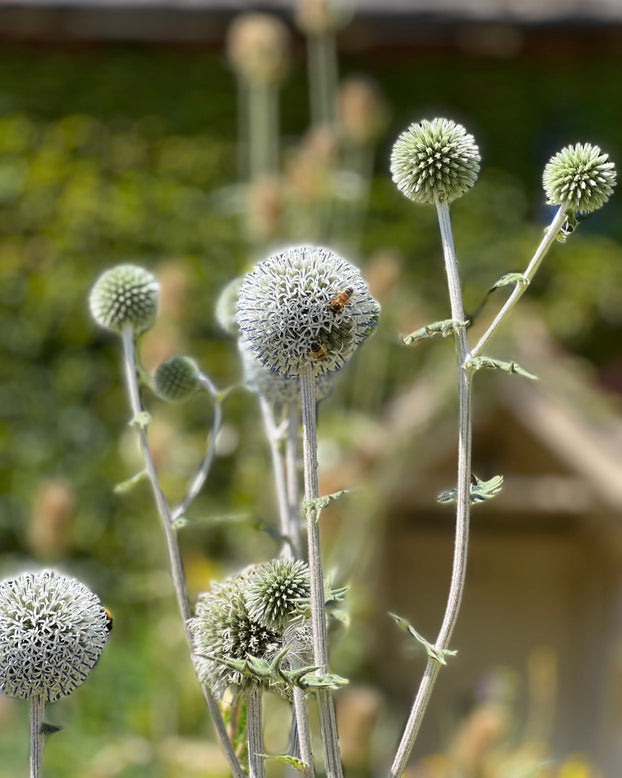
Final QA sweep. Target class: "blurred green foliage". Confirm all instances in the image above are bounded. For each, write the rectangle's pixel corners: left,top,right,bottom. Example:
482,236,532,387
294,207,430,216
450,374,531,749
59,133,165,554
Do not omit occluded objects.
0,40,620,776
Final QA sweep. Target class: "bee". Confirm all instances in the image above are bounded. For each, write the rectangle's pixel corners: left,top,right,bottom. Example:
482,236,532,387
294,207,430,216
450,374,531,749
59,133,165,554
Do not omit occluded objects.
103,607,113,632
310,341,327,361
329,287,354,314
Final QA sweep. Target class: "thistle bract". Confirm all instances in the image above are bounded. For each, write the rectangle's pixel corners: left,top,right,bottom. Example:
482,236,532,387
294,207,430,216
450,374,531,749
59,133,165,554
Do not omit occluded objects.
236,245,380,378
153,356,200,402
89,264,159,335
245,559,311,630
390,118,480,205
543,143,616,214
0,570,110,702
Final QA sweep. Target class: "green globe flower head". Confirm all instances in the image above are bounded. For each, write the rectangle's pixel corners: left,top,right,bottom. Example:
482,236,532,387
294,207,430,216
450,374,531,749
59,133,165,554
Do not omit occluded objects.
236,245,380,378
390,118,481,205
89,264,159,335
189,572,281,700
153,355,200,402
244,559,311,630
0,569,110,702
543,143,616,214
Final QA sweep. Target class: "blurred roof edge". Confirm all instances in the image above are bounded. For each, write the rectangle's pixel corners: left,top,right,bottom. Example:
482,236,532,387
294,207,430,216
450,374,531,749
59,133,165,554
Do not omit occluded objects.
1,1,621,45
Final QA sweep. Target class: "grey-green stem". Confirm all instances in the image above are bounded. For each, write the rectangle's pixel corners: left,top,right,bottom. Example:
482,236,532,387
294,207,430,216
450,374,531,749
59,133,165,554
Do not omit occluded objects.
286,401,303,560
29,695,44,778
246,685,266,778
390,200,473,777
120,328,245,778
308,33,338,129
300,361,343,778
471,205,567,358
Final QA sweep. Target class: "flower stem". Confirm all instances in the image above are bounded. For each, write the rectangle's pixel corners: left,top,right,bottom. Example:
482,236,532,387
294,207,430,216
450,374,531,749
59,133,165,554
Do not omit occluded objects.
471,205,567,358
307,33,338,129
390,200,473,777
299,361,343,778
260,396,294,560
286,401,303,560
120,328,245,778
246,685,266,778
29,695,44,778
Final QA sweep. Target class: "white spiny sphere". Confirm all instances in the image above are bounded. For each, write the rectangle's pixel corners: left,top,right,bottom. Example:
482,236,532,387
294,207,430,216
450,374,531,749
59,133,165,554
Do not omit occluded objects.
236,245,380,378
0,570,110,702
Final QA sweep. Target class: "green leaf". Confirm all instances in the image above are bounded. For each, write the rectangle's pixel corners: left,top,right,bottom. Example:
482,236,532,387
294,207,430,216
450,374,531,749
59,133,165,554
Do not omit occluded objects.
437,474,504,505
466,356,537,380
491,272,529,291
556,209,583,243
258,754,308,772
129,410,152,429
304,489,349,516
297,671,349,691
41,723,63,737
402,318,469,346
389,612,457,665
172,516,190,530
113,469,147,494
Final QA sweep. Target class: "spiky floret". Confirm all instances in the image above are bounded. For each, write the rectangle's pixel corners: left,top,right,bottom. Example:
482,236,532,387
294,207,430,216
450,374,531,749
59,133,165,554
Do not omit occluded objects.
0,570,110,702
543,143,616,214
236,245,380,378
189,573,281,700
153,355,200,402
89,264,159,334
244,560,311,630
390,118,480,205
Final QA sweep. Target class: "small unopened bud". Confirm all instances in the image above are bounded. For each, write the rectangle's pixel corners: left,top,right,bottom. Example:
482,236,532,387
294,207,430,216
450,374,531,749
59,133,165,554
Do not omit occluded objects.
153,355,200,402
89,264,159,335
226,13,291,85
391,118,481,205
543,142,616,214
244,559,311,630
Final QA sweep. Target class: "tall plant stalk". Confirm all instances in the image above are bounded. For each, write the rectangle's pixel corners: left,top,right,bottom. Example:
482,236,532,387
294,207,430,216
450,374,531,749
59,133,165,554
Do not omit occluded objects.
29,695,44,778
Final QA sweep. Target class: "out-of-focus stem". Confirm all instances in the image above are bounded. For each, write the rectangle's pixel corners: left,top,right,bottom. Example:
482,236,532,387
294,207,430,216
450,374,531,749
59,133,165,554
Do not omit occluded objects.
308,33,338,129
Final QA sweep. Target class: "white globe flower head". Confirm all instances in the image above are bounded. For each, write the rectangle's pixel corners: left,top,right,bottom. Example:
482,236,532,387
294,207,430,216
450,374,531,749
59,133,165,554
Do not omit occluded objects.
89,264,159,335
0,570,111,702
236,245,381,378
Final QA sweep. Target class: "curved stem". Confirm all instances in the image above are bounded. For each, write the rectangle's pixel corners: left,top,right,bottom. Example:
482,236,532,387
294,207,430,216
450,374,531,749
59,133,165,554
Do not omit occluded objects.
172,373,223,521
120,328,245,778
390,200,473,777
300,362,343,778
471,206,567,358
29,695,44,778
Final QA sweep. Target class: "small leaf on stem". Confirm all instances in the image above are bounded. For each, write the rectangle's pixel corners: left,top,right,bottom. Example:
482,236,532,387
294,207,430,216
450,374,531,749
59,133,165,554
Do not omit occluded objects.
466,356,537,381
438,474,504,505
114,470,147,494
389,612,457,665
402,318,469,346
129,411,152,429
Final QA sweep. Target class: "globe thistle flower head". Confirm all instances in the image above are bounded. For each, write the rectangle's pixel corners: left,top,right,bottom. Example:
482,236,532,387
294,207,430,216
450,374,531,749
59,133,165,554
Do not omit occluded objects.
390,118,481,205
189,574,281,699
215,277,244,337
543,143,616,214
89,264,159,335
0,570,110,702
236,245,381,378
153,355,200,402
226,13,291,85
240,340,337,407
244,559,311,630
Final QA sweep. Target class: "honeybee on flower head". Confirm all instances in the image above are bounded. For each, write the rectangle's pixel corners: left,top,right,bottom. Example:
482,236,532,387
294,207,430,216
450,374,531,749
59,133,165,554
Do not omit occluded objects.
310,341,327,361
103,607,113,632
329,286,354,314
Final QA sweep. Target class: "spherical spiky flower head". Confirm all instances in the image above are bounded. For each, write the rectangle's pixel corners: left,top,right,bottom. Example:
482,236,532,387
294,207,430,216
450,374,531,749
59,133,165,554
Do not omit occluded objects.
215,277,244,337
244,560,311,630
543,143,616,214
0,570,110,702
391,118,481,205
189,573,281,699
153,356,200,402
89,264,159,335
236,245,380,378
240,340,336,407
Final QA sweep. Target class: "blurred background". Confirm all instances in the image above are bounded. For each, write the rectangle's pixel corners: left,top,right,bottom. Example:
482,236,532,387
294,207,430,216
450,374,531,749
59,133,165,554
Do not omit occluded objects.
1,1,622,776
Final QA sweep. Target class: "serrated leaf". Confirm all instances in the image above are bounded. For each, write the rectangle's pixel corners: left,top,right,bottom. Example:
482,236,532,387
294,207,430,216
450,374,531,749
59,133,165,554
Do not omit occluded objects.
402,318,469,346
466,356,537,381
304,489,349,516
491,272,529,290
556,209,582,243
113,469,147,494
298,671,349,691
258,754,308,772
41,723,63,737
129,410,152,429
437,474,504,505
389,612,457,665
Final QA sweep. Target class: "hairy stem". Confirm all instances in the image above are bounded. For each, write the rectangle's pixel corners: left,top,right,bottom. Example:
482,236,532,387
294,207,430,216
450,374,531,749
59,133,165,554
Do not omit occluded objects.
246,685,266,778
471,205,567,358
286,401,303,560
390,200,473,777
120,328,245,778
260,396,294,559
292,685,315,778
29,695,44,778
300,361,343,778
